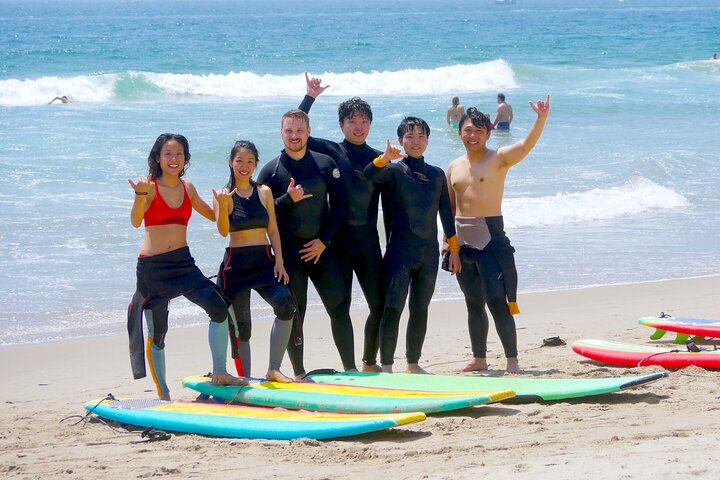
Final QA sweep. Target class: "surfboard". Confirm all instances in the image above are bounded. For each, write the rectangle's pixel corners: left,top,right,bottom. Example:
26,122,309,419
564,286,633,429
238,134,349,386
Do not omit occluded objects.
85,397,425,440
639,315,720,343
572,338,720,368
303,369,668,402
182,375,514,414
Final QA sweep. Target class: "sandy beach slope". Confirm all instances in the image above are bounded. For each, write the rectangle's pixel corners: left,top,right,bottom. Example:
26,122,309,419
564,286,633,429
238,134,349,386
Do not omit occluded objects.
2,276,719,479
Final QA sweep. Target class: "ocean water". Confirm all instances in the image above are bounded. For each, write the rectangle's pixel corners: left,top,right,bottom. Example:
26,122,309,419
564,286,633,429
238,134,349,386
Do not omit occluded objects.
1,0,719,345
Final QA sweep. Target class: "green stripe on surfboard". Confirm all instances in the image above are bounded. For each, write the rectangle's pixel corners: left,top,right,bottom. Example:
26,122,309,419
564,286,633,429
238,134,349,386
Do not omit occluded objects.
304,370,668,402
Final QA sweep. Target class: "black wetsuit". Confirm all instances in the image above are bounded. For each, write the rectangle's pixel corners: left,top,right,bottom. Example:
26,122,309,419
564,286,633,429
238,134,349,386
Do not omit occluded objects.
456,216,518,358
217,187,296,377
363,156,456,366
257,149,353,375
298,95,388,366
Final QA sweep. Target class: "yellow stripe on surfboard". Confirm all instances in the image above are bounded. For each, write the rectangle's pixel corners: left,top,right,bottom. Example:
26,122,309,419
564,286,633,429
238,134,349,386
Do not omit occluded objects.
183,375,514,400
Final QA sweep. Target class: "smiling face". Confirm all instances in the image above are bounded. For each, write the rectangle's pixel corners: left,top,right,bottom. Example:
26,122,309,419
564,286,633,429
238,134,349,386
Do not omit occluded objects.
459,118,491,153
340,113,371,145
158,139,186,177
231,148,258,182
399,125,429,159
281,116,310,157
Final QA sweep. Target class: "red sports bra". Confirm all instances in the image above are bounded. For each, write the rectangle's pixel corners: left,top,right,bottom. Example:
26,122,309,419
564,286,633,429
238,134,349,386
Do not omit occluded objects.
143,180,192,227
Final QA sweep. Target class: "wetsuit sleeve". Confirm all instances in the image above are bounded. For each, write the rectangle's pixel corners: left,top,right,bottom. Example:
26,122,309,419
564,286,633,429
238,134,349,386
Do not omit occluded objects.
320,159,348,246
438,169,457,239
363,160,394,184
298,95,315,114
257,160,294,211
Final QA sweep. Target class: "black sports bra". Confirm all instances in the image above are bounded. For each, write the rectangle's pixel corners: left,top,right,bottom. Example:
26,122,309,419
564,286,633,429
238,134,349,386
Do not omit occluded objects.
228,187,269,232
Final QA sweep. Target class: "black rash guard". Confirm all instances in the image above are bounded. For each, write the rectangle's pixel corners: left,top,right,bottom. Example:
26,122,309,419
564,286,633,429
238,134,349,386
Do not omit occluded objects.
257,149,346,246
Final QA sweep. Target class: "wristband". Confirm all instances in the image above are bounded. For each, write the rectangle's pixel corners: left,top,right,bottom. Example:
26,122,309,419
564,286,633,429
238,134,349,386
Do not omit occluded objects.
135,191,148,196
372,155,389,168
447,235,460,254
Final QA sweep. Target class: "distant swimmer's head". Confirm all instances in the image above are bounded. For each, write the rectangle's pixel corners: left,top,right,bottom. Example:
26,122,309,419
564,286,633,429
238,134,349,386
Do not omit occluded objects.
458,108,493,148
338,97,372,145
397,117,430,158
713,53,718,60
281,109,311,155
226,140,259,189
497,93,506,103
451,96,459,106
148,133,191,179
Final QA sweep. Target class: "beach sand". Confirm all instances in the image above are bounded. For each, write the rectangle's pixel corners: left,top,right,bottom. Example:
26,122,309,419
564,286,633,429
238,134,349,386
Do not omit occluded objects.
2,275,720,479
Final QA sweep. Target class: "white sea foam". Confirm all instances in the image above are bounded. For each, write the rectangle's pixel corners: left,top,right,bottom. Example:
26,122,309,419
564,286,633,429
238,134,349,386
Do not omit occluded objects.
0,61,516,106
504,177,689,228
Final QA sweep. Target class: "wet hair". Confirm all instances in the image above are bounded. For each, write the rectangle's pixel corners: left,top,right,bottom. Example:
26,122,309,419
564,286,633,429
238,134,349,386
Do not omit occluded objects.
397,116,431,138
338,97,373,123
225,140,259,190
147,133,191,179
458,107,494,135
451,96,459,106
497,93,506,101
281,109,310,128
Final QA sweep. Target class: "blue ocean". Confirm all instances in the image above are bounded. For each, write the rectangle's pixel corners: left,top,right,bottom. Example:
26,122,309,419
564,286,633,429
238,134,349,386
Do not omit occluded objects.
1,0,719,345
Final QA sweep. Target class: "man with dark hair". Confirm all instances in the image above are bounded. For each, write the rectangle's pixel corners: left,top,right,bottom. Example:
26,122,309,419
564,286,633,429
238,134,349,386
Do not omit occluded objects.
446,96,550,373
296,73,389,372
363,117,461,374
257,108,354,379
493,93,513,130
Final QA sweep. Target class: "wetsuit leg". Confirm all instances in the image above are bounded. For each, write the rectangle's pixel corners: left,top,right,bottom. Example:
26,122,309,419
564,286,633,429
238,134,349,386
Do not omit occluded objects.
405,257,438,364
456,255,490,358
310,250,356,370
256,283,295,372
143,297,170,399
228,290,252,377
379,259,413,366
486,298,518,358
285,262,308,376
184,284,231,375
351,239,385,366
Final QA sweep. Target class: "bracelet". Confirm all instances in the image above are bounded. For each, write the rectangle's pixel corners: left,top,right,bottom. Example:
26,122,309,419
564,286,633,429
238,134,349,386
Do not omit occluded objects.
135,191,148,196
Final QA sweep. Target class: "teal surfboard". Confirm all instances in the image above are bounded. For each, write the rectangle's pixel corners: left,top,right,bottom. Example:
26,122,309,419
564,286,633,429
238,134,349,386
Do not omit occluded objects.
85,397,425,440
183,375,514,414
303,370,668,402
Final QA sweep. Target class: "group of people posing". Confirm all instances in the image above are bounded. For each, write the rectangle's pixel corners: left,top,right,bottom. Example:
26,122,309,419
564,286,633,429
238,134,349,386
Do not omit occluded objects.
127,73,550,400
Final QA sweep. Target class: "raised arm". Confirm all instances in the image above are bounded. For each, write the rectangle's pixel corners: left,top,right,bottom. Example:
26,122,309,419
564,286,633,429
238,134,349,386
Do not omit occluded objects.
128,174,153,228
298,72,330,114
363,139,406,182
212,187,236,236
497,94,550,169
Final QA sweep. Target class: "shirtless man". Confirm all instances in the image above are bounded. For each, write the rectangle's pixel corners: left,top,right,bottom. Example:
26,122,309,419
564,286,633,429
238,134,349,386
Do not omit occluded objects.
493,93,513,130
446,95,550,373
446,96,464,129
48,95,73,104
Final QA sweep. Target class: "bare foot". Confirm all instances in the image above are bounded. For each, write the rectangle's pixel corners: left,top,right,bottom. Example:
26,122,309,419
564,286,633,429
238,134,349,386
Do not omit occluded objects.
266,369,293,383
211,372,250,387
294,373,315,382
406,363,430,374
461,357,488,372
361,363,382,373
381,364,394,373
506,357,520,373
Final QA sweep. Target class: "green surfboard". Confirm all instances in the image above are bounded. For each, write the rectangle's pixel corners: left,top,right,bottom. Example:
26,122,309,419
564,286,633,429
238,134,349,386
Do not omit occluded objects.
304,370,668,402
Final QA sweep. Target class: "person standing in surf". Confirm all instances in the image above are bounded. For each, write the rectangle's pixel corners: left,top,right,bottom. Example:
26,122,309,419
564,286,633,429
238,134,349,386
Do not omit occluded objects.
493,93,513,130
213,140,295,383
257,109,354,379
446,96,465,129
127,133,246,400
364,117,461,374
296,72,389,373
446,96,550,373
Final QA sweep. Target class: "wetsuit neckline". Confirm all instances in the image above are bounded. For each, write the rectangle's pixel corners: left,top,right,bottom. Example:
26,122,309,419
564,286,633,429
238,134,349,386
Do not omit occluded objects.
402,156,426,170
